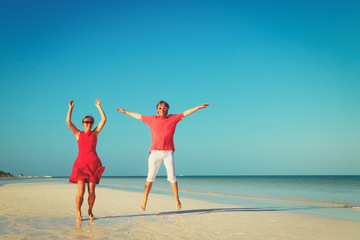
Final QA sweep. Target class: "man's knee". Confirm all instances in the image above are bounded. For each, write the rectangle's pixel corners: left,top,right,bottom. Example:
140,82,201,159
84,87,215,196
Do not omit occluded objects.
167,176,177,183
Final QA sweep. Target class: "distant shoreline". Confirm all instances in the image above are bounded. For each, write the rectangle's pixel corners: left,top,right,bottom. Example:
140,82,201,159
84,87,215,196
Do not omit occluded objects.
2,174,359,178
0,170,14,178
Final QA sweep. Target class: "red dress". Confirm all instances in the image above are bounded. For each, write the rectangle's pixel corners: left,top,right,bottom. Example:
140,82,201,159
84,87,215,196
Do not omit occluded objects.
69,131,105,184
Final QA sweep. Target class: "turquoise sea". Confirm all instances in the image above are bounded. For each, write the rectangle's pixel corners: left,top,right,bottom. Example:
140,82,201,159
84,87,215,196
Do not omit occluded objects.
1,175,359,222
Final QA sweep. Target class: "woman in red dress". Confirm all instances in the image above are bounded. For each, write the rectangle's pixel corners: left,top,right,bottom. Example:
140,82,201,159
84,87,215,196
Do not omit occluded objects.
66,99,107,221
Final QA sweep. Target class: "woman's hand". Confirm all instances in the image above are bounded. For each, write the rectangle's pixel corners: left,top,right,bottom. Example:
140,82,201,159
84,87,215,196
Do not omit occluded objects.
69,100,74,109
95,99,102,108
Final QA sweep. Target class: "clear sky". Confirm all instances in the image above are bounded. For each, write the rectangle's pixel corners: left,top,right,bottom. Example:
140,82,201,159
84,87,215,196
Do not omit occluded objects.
0,0,359,177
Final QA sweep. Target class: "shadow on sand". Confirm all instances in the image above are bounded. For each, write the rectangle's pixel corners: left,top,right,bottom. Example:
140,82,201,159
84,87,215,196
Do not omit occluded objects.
94,205,329,221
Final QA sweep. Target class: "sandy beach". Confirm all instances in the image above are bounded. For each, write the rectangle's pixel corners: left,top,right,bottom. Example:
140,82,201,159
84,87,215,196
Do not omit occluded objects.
1,182,359,239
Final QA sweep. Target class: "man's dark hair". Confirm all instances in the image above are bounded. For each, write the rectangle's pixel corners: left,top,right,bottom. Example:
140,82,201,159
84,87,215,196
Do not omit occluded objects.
156,101,170,109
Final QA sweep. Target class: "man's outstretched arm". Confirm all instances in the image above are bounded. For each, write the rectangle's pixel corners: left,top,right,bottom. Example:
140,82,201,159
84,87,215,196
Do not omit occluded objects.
116,108,142,120
183,103,209,117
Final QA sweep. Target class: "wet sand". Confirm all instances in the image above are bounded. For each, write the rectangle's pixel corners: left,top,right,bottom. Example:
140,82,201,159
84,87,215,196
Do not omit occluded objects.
1,182,359,239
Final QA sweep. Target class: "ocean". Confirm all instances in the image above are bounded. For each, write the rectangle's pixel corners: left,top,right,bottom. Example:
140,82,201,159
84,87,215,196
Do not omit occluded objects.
1,175,359,222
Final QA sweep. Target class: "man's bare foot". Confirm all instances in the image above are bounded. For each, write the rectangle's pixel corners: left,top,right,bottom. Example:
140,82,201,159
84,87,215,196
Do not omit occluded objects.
88,211,95,220
140,199,147,211
176,200,182,210
77,211,83,221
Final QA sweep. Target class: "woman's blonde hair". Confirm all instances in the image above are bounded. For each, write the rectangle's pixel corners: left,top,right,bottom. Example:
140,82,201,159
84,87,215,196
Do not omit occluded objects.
82,115,95,123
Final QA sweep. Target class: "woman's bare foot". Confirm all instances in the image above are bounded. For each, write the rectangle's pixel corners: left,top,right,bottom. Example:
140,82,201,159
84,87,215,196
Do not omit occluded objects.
77,211,83,221
176,200,182,210
76,219,82,229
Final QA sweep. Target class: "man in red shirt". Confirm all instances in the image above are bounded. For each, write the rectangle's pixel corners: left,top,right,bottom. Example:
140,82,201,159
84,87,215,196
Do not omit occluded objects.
117,101,209,211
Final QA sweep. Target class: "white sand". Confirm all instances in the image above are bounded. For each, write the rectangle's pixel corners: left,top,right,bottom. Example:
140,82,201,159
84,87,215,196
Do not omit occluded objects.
1,183,359,239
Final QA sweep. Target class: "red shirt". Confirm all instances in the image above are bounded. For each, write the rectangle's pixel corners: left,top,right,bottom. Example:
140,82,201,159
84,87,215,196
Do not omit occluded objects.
142,114,183,152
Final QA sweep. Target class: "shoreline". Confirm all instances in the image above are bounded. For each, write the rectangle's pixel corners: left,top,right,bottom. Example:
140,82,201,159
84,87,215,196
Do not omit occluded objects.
1,182,360,239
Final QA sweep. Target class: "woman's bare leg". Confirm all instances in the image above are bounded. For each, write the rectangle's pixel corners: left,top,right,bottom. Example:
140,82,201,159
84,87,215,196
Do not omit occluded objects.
88,182,96,220
140,181,153,211
76,180,85,220
171,182,181,210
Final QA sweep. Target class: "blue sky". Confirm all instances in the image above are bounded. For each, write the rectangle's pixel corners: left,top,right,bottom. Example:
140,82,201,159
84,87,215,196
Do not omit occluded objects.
0,0,359,176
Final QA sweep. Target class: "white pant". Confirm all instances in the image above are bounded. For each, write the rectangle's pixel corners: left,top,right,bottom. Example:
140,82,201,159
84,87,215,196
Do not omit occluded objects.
147,150,176,183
